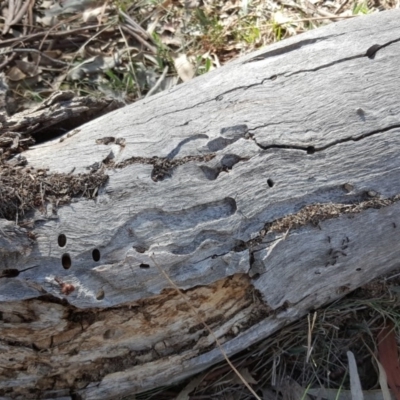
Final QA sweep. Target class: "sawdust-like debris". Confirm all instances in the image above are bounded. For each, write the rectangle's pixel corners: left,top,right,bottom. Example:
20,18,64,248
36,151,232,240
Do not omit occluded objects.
246,195,400,250
0,132,108,221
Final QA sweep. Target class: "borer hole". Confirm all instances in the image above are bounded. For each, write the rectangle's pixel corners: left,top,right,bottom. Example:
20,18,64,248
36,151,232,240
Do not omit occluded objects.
96,289,105,300
92,249,101,262
62,253,71,269
58,234,67,247
356,268,362,272
267,178,274,188
307,146,315,155
366,44,380,59
140,263,150,269
1,269,20,278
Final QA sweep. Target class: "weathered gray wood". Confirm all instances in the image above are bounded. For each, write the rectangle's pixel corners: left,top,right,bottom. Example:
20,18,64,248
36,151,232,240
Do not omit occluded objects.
2,9,400,399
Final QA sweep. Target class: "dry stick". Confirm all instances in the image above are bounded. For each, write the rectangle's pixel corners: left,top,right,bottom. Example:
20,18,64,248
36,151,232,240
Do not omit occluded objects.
0,51,17,70
118,7,157,52
150,254,262,400
0,48,70,66
120,25,157,54
35,14,82,73
337,0,351,15
9,0,33,30
2,0,15,35
26,0,34,35
118,9,155,43
38,14,82,52
97,0,110,32
0,25,102,47
60,23,114,86
146,65,168,98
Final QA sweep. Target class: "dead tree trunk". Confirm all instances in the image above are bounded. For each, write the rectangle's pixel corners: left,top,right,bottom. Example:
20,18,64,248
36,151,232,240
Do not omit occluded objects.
2,9,400,399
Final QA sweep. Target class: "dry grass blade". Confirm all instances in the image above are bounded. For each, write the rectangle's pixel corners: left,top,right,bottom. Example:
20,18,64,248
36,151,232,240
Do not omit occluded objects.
150,254,262,400
347,351,364,400
306,312,317,363
175,373,206,400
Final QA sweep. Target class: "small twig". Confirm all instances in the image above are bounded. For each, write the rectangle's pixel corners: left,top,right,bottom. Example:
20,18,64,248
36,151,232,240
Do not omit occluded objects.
59,22,114,86
0,51,17,70
97,0,110,32
336,0,350,15
0,25,102,47
0,48,70,66
146,65,168,98
120,25,157,54
34,14,81,71
150,253,262,400
118,9,154,42
38,14,81,52
2,0,15,35
6,0,33,34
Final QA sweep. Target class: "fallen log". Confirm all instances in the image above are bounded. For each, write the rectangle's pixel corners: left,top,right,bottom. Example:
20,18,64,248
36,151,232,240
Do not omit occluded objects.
2,9,400,399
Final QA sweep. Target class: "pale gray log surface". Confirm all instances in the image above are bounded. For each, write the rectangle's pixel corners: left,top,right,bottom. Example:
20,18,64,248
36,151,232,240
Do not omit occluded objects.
1,9,400,400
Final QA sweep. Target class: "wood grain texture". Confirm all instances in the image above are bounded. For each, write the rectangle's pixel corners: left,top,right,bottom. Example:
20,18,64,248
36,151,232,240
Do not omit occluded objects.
1,9,400,399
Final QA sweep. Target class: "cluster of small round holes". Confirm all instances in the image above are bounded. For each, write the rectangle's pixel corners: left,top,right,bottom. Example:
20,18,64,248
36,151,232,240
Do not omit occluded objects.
57,233,105,299
58,234,101,268
267,179,274,188
92,249,101,262
62,253,71,269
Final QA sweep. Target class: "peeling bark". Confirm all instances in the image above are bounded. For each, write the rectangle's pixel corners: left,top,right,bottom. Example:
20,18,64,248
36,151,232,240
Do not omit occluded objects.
2,9,400,399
